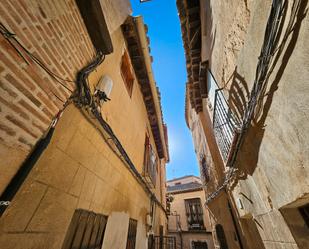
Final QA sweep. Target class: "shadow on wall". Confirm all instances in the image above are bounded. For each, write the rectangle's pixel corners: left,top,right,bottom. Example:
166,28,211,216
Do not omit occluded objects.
204,0,216,65
226,0,308,186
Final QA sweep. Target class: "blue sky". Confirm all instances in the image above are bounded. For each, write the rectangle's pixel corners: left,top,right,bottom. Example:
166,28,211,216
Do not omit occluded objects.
131,0,200,180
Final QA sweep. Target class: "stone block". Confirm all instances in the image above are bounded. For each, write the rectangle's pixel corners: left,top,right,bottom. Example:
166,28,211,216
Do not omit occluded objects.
68,165,86,197
65,130,97,170
27,187,77,233
32,147,79,192
79,170,97,202
0,180,47,232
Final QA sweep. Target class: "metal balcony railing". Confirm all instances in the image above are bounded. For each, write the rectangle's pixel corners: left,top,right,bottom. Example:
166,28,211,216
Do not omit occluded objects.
213,88,240,162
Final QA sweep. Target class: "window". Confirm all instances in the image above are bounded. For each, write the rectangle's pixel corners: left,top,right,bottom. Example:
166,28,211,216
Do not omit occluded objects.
215,224,229,249
192,241,208,249
185,198,204,230
143,134,157,187
121,51,134,97
200,156,210,184
62,209,108,249
126,219,137,249
299,204,309,227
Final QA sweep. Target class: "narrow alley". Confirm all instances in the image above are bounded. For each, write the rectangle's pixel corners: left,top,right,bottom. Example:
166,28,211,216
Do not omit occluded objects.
0,0,308,249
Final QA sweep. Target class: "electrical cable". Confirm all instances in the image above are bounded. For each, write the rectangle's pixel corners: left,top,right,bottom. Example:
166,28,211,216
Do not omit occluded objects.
205,0,287,205
0,22,74,95
74,52,167,215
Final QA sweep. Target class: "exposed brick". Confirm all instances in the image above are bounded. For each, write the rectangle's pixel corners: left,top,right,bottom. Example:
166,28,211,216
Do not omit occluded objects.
0,95,29,120
0,80,18,98
4,73,41,107
0,47,35,90
6,114,38,139
17,0,37,23
0,122,16,136
17,136,33,149
0,5,32,49
32,120,46,133
5,1,24,24
18,99,50,125
42,107,54,119
36,92,58,113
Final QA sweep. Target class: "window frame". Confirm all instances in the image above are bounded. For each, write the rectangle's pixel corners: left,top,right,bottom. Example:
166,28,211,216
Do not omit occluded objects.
184,198,205,230
120,50,135,97
126,218,138,249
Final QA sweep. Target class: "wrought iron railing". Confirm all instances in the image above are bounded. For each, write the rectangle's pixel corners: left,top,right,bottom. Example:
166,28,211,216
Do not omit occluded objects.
213,88,240,162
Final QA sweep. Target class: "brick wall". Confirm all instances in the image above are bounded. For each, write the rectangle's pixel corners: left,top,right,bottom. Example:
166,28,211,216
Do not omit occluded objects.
0,0,95,194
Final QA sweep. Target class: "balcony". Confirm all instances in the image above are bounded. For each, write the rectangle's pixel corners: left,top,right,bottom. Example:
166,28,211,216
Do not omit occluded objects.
207,70,240,163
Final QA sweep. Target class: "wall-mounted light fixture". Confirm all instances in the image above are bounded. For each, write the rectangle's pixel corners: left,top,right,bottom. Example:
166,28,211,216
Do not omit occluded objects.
95,75,113,102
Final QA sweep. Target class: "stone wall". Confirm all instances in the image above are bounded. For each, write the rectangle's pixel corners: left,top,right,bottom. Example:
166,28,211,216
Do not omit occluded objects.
201,0,309,248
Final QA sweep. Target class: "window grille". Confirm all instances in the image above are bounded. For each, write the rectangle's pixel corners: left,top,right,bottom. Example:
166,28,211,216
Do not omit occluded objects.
213,87,239,162
192,241,208,249
61,209,108,249
143,134,157,187
126,219,138,249
184,198,204,230
121,51,134,97
299,204,309,227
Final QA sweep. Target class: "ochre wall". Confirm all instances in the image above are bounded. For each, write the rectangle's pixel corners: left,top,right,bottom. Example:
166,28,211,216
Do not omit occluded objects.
0,1,167,249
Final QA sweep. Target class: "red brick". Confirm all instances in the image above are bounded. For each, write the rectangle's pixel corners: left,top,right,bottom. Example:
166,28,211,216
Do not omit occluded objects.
0,7,32,49
18,99,50,125
6,114,38,138
36,92,59,113
0,80,18,98
0,122,16,136
0,95,29,120
18,136,33,149
4,73,41,107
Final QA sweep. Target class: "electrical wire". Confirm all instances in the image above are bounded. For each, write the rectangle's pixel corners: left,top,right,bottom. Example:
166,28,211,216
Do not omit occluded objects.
74,52,167,215
205,0,287,205
0,22,74,96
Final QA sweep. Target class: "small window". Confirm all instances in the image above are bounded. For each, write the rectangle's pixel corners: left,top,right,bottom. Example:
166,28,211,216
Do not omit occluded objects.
175,182,181,185
200,156,210,184
143,134,157,187
62,209,108,249
121,51,134,97
185,198,204,230
299,204,309,227
192,241,208,249
126,219,138,249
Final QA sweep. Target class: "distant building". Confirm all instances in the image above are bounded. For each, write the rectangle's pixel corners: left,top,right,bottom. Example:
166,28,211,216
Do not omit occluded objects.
167,175,214,249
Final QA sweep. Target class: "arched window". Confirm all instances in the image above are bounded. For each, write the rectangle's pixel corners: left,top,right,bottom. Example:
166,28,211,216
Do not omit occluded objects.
215,224,229,249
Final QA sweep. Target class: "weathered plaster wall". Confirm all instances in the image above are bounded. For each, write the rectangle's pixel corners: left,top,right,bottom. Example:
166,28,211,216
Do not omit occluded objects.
202,0,309,248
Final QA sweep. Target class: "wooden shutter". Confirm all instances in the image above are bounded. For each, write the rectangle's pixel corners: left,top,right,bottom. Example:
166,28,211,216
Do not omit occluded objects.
185,198,204,230
62,209,108,249
121,51,134,97
126,219,138,249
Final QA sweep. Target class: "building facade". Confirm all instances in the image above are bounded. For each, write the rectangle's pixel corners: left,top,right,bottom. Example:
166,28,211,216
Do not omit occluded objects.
167,175,214,249
0,1,169,248
178,0,309,249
